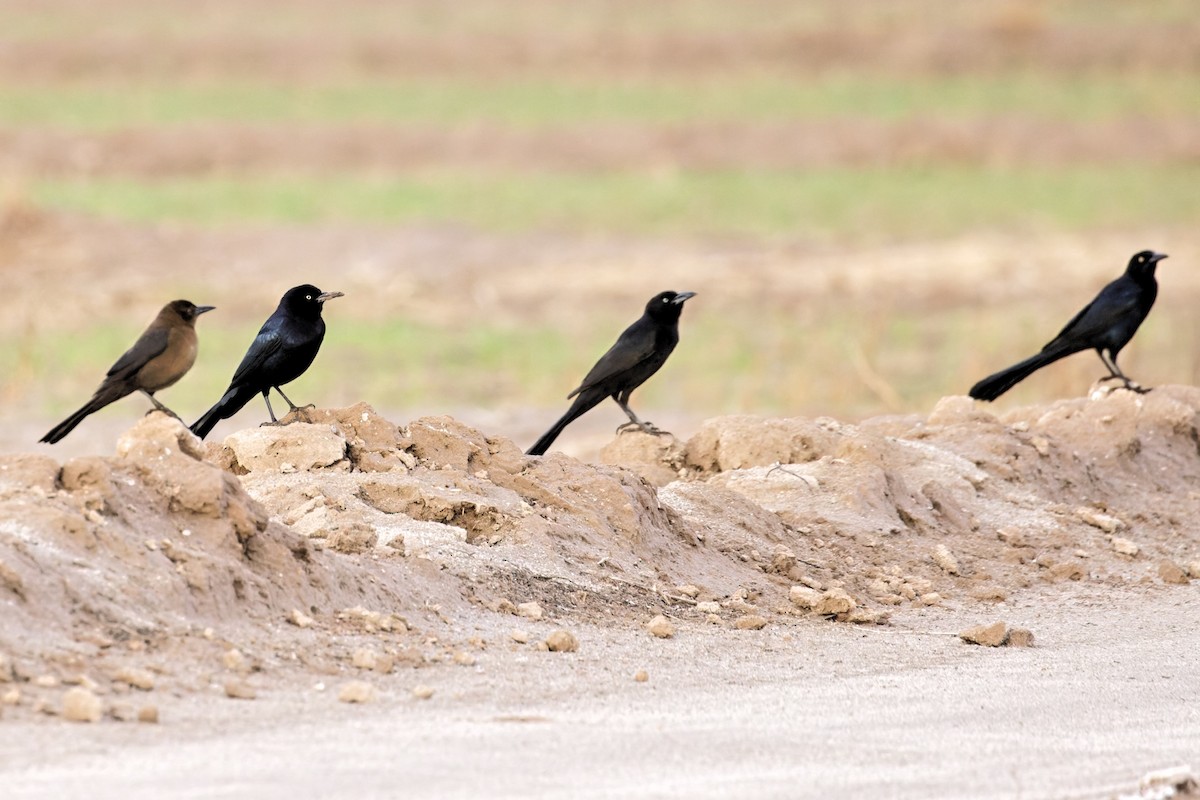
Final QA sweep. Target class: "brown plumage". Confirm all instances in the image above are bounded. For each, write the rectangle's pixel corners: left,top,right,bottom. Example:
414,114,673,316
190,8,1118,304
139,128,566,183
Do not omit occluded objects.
40,299,215,444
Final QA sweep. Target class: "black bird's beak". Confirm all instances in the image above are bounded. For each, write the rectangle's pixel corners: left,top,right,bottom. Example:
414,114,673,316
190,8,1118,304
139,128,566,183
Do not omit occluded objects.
672,291,697,304
195,305,216,315
317,291,345,304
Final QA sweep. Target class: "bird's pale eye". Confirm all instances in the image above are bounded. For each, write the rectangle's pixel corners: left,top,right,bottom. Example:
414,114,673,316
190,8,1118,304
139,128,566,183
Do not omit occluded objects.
662,297,669,303
306,295,313,300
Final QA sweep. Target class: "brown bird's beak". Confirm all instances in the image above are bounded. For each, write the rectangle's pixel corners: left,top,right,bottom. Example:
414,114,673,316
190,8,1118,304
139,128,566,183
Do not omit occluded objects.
195,305,216,315
317,291,344,304
672,291,697,304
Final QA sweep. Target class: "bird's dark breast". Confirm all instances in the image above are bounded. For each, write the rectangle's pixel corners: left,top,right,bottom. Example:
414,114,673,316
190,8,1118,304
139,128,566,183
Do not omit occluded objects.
264,330,325,386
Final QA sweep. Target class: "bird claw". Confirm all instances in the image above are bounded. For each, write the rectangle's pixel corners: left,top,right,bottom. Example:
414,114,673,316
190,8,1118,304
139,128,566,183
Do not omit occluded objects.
144,408,182,422
616,421,666,437
1122,380,1152,395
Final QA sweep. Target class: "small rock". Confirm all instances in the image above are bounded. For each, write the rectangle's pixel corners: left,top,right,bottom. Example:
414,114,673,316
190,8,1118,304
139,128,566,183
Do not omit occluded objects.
919,592,942,606
509,630,530,644
517,602,544,621
62,687,103,722
970,586,1008,602
1006,627,1035,647
109,702,137,722
2,688,20,705
788,585,821,610
0,653,12,683
352,648,378,670
34,674,60,688
675,584,700,598
1186,561,1200,579
222,649,246,672
1111,537,1139,557
705,614,722,625
1048,562,1084,581
646,615,675,639
959,621,1009,647
224,680,257,700
734,615,767,630
65,674,99,691
374,655,395,675
847,607,889,625
114,667,155,691
545,630,579,653
695,601,720,614
932,544,960,575
338,681,375,704
812,588,857,616
288,608,315,628
633,670,649,683
452,651,476,666
1078,508,1121,533
138,705,159,724
487,598,517,614
1158,560,1189,585
412,685,435,700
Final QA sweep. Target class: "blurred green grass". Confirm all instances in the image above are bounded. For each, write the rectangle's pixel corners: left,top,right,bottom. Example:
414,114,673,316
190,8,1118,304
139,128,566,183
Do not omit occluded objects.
2,0,1194,42
3,73,1196,128
4,0,1197,428
25,165,1200,239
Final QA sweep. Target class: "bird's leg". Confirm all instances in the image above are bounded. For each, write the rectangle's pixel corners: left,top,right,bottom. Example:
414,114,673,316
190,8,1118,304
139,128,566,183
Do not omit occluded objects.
273,387,319,422
259,391,281,426
140,390,181,420
274,386,303,412
614,396,665,436
1098,351,1150,394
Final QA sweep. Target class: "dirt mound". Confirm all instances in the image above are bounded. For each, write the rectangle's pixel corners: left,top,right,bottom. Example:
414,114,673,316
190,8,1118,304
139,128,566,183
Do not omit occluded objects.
1,388,1197,717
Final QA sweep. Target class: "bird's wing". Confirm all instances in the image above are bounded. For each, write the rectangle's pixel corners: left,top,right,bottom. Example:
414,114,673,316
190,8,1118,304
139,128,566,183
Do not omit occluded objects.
105,327,169,380
1044,278,1140,350
568,323,657,398
228,328,283,388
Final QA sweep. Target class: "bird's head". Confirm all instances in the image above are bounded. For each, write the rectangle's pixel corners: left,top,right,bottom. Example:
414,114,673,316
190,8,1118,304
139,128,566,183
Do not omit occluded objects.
644,290,696,323
1127,250,1167,280
282,284,345,318
167,299,216,325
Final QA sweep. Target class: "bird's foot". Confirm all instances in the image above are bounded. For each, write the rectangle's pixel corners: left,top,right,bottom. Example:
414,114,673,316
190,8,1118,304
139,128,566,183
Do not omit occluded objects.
1098,375,1125,383
1122,380,1152,394
616,421,667,437
144,407,182,422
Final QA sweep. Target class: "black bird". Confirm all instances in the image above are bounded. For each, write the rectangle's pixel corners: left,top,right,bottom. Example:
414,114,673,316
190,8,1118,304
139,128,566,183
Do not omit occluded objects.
190,285,343,440
969,250,1166,402
40,300,215,444
527,290,696,456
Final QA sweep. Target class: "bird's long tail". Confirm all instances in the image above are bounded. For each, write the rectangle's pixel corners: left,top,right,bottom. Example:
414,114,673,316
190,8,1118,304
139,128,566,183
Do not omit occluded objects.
190,385,259,440
39,380,136,444
969,348,1074,402
526,394,601,456
40,398,106,444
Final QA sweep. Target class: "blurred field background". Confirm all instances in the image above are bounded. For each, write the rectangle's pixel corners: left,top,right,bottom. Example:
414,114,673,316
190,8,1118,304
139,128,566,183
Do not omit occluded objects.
2,0,1199,454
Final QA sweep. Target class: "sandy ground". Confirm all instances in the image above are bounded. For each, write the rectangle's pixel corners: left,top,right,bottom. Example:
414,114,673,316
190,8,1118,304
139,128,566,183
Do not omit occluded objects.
2,390,1199,799
1,587,1197,799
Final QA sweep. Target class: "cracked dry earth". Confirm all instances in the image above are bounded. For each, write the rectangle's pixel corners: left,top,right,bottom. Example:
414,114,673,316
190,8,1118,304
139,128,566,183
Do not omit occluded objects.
0,387,1198,799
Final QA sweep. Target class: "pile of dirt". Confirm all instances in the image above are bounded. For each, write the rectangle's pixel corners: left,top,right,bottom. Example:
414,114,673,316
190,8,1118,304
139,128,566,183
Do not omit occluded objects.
1,387,1197,720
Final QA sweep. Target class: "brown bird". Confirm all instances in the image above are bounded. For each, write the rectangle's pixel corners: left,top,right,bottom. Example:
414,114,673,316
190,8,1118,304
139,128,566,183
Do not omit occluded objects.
40,299,216,444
